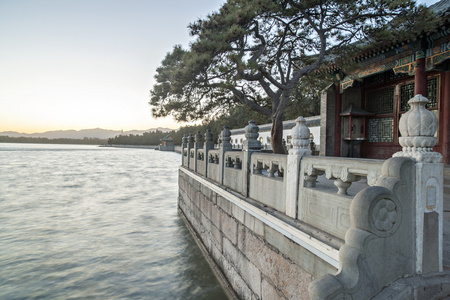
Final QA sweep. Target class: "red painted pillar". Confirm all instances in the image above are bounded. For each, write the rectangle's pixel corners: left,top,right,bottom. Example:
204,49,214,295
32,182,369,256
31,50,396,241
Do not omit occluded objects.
414,56,427,97
333,84,342,157
442,73,450,164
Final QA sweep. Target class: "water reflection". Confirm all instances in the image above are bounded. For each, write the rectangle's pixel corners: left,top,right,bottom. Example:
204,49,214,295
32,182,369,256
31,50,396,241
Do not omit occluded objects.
0,143,228,300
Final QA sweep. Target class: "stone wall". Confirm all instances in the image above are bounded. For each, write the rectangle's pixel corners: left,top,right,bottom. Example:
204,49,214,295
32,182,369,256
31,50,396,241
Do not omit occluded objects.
179,106,448,299
178,168,337,300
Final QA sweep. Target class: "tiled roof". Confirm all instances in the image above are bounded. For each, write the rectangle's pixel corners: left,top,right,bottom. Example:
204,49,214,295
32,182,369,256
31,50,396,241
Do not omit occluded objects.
429,0,450,17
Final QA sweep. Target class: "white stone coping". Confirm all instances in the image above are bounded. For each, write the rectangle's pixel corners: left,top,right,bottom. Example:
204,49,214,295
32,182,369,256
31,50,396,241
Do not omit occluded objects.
302,156,384,186
180,167,340,268
251,152,288,174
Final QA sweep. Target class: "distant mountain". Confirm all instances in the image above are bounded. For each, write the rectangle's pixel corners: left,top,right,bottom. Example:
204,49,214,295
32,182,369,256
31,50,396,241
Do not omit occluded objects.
0,127,174,140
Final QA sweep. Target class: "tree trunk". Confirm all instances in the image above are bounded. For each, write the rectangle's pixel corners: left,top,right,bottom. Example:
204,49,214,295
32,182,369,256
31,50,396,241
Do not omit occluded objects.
271,115,285,154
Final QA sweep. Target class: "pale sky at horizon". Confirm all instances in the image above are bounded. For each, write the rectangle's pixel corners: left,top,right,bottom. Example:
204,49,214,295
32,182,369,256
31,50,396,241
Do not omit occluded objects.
0,0,224,133
0,0,439,134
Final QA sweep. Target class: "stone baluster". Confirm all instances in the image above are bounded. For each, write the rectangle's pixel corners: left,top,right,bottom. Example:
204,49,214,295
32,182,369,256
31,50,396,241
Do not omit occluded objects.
204,129,214,149
221,126,232,151
304,174,318,188
243,120,262,197
234,157,242,169
268,163,277,178
203,129,214,177
219,126,232,184
393,94,444,274
243,120,262,150
303,163,324,188
197,151,203,161
182,134,188,166
195,131,203,149
192,131,204,172
188,133,194,149
225,156,234,168
253,161,263,175
286,117,312,218
278,166,284,178
325,166,361,195
182,134,188,149
186,134,194,170
333,180,352,195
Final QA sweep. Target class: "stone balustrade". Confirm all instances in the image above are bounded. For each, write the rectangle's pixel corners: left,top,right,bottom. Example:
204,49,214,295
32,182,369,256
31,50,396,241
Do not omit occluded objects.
179,96,446,300
301,156,384,194
206,149,221,183
189,148,196,171
180,119,385,229
251,152,286,178
224,151,243,170
196,149,206,176
249,152,287,213
223,151,245,194
297,156,384,240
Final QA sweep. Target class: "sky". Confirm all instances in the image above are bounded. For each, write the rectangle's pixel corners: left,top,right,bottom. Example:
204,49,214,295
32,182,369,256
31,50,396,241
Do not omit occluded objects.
0,0,224,133
0,0,440,133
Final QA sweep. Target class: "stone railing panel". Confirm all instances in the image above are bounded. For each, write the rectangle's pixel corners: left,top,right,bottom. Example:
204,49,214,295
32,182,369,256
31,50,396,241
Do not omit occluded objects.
182,148,189,167
302,156,383,193
249,153,287,213
196,149,206,176
207,149,220,183
300,188,352,240
309,157,417,300
189,148,196,171
299,156,384,240
223,151,244,195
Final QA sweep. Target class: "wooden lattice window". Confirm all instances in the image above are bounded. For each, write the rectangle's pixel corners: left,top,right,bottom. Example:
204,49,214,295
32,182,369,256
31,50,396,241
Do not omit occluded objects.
400,77,439,112
427,77,438,108
367,117,394,143
367,87,395,114
400,83,415,112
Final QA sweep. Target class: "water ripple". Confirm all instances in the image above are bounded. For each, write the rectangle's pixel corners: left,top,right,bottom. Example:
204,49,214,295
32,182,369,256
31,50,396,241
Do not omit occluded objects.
0,143,227,300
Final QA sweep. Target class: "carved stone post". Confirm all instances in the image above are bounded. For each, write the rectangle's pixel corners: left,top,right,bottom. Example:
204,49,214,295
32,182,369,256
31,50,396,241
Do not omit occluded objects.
187,133,194,170
203,129,214,177
193,131,203,173
195,131,203,149
393,94,444,274
182,134,188,167
309,98,445,300
219,126,232,184
286,117,312,218
243,120,262,197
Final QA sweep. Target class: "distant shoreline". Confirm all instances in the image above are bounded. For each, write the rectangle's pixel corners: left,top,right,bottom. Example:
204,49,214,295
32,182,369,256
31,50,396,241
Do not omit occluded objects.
103,144,158,149
104,145,182,154
0,137,108,145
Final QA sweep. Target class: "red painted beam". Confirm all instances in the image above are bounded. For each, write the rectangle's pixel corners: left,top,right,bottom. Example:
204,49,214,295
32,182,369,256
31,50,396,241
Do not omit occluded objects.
334,84,342,157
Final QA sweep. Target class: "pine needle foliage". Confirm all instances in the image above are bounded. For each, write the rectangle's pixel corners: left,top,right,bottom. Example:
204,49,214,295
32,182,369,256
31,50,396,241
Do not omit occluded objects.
150,0,434,153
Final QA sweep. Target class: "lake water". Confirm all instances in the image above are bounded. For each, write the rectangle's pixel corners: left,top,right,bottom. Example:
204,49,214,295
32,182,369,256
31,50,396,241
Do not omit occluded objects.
0,143,227,300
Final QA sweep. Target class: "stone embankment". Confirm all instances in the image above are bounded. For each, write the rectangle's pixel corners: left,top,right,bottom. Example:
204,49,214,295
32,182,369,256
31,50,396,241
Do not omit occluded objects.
178,98,450,300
